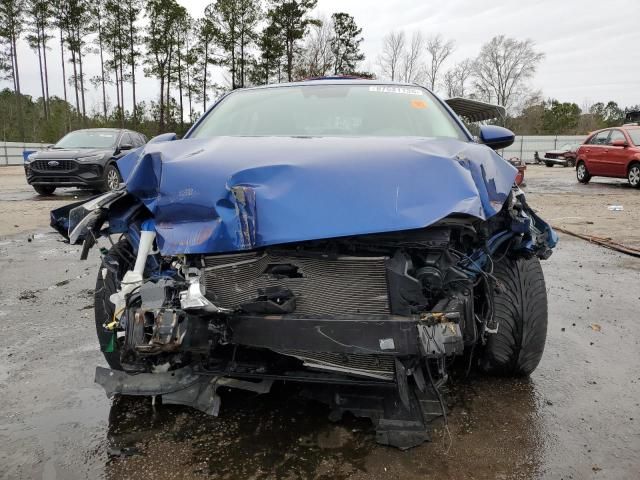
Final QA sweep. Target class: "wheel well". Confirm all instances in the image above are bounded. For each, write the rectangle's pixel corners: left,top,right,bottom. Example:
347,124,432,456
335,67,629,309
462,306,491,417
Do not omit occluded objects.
626,160,640,174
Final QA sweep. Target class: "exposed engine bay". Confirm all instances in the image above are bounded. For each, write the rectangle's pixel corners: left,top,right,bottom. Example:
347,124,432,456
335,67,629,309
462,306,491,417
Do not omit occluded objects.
53,185,555,449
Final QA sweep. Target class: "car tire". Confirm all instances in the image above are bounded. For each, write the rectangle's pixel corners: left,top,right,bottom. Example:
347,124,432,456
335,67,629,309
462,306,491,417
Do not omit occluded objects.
94,239,134,370
479,256,548,377
628,163,640,189
567,159,576,168
576,161,591,184
33,185,56,196
545,161,554,168
102,164,122,192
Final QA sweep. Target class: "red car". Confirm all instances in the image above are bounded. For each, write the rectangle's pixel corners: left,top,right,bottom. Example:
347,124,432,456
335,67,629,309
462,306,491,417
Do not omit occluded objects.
576,125,640,188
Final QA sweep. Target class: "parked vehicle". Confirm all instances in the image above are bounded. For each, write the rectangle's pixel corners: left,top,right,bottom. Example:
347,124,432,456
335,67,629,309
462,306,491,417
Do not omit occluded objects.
50,80,556,449
575,126,640,187
543,143,579,167
24,128,147,196
624,110,640,124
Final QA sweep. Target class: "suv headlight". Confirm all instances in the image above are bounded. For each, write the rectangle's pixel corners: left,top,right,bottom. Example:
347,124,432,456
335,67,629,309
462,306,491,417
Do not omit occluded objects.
77,154,103,163
26,153,37,162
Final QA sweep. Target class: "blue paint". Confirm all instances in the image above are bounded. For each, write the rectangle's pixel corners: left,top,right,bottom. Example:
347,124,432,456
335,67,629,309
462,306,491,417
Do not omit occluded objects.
119,134,518,255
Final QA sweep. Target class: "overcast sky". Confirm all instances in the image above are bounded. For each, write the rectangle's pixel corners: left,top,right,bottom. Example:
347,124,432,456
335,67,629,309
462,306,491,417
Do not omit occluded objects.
7,0,639,114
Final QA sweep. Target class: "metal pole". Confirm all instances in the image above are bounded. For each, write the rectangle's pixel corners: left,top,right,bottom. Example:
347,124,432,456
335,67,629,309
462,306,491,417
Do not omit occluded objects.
520,136,523,161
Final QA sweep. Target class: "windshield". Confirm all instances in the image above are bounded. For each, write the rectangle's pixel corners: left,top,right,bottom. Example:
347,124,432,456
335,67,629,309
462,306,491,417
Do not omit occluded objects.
54,130,118,149
626,129,640,146
560,143,576,151
189,84,467,140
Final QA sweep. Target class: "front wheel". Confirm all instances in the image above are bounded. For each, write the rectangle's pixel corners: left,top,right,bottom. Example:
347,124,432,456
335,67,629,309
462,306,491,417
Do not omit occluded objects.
33,185,56,196
94,240,134,370
545,161,554,168
576,161,591,184
102,164,122,192
479,256,548,376
628,163,640,188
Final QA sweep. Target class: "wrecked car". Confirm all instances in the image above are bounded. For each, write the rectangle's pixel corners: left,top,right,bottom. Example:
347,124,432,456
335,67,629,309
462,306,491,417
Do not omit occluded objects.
51,80,556,449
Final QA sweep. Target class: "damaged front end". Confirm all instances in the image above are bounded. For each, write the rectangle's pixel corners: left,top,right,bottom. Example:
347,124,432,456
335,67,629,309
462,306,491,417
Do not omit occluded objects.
52,178,555,449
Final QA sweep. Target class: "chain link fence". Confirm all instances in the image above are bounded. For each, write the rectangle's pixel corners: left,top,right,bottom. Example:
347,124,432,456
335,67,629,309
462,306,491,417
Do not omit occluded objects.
0,142,49,166
501,135,587,163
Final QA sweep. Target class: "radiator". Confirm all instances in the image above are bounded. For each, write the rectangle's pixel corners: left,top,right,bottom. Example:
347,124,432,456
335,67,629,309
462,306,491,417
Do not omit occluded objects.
203,251,390,315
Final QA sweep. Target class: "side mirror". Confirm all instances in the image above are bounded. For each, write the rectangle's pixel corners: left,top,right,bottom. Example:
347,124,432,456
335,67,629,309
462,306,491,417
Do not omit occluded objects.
611,139,627,148
119,143,133,151
148,132,178,144
479,125,515,150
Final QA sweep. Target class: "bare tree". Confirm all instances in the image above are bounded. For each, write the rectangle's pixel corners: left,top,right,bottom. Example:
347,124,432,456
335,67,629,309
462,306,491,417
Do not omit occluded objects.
423,34,454,91
443,59,473,98
399,31,422,83
472,35,544,111
297,17,333,78
377,31,404,81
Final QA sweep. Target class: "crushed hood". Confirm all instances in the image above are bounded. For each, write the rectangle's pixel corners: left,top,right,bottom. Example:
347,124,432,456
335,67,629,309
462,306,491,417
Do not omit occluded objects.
117,136,517,255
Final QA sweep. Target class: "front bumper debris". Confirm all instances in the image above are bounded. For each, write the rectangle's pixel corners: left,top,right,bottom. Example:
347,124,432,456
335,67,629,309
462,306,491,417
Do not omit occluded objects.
95,366,274,416
95,365,444,450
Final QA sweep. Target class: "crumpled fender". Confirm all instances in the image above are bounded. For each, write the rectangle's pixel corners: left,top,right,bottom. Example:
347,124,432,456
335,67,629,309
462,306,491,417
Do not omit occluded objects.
117,136,517,255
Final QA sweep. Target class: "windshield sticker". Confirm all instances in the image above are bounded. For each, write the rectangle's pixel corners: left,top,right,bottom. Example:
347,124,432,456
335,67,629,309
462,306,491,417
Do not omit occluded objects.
369,86,424,95
411,99,427,109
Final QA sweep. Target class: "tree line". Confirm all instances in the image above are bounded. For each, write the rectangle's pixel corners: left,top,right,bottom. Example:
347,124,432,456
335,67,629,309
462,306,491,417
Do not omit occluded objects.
376,30,638,134
0,0,637,143
0,0,368,141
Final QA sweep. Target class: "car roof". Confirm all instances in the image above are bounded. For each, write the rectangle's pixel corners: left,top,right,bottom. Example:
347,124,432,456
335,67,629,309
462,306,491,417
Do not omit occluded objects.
73,128,122,132
236,78,434,93
70,128,147,136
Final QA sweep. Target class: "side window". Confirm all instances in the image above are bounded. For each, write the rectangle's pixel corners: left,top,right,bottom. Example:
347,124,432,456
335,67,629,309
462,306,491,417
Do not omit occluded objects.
592,131,610,145
119,132,133,147
137,133,148,146
608,130,626,144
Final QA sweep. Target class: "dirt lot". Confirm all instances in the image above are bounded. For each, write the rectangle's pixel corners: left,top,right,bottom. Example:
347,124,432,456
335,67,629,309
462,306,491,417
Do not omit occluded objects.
1,165,639,479
524,165,640,249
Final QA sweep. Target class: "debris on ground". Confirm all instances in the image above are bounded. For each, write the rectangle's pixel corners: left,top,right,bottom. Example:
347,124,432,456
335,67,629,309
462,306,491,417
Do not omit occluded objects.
107,446,141,458
590,324,602,332
552,226,640,258
607,205,624,211
18,290,38,300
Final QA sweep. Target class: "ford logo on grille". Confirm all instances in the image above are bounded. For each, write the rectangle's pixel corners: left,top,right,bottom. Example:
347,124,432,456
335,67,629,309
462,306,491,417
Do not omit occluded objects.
47,161,60,167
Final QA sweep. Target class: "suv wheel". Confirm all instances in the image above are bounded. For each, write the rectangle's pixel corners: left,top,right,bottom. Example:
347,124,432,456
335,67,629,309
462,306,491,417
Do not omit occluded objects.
576,161,591,184
103,164,122,192
545,161,554,168
33,185,56,196
628,163,640,188
479,256,548,376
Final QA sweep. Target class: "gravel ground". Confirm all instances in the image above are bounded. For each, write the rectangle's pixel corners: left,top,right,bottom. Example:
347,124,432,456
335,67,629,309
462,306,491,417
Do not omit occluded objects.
1,164,639,479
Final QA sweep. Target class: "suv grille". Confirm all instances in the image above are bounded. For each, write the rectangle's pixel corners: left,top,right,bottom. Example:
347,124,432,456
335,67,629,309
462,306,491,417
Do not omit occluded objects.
30,160,76,172
203,251,390,316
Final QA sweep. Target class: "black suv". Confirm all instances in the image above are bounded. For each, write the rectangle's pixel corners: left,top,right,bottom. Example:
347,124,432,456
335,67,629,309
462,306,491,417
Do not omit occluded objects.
24,128,147,195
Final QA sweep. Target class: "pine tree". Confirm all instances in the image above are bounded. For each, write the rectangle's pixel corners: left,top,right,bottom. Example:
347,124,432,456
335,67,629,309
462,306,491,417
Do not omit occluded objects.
330,12,364,75
267,0,318,82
